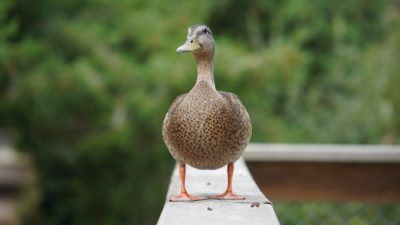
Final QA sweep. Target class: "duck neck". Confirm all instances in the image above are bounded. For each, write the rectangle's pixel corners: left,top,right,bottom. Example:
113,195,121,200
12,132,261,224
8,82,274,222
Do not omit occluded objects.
193,50,215,89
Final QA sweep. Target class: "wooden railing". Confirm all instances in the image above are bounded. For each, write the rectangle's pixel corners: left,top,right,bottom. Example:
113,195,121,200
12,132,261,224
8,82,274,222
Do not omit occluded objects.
157,158,280,225
158,143,400,224
244,143,400,203
244,143,400,162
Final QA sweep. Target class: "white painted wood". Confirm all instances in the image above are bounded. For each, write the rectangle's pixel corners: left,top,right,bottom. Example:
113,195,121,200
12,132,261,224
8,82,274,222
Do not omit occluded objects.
157,158,280,225
244,143,400,163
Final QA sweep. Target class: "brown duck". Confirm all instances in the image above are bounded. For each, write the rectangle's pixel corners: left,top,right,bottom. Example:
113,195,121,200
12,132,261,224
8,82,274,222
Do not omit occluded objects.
162,24,252,201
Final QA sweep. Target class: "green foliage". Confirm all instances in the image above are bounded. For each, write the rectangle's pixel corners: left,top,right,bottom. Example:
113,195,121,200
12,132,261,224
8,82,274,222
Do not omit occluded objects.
0,0,399,224
275,202,400,225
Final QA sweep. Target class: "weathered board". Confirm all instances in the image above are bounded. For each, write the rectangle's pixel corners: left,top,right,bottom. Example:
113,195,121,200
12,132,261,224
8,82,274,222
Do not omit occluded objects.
244,143,400,163
244,143,400,202
157,158,280,225
248,161,400,203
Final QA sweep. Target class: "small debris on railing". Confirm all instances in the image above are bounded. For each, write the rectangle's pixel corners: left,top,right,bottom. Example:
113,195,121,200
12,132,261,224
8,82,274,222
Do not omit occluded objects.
207,207,213,211
251,202,260,208
206,182,211,186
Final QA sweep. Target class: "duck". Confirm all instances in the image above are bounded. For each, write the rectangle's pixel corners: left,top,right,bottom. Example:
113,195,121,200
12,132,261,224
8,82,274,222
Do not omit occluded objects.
162,24,252,201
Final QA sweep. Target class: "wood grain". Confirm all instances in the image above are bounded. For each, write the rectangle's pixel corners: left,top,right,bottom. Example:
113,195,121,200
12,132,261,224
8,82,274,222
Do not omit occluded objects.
248,161,400,203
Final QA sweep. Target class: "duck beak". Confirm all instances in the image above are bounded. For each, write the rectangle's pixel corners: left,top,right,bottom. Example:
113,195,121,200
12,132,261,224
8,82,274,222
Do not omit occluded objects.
176,37,201,54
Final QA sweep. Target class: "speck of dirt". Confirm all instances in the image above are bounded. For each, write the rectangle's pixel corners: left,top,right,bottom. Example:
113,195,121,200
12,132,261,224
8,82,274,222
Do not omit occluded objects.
206,182,211,186
251,202,260,208
207,207,213,211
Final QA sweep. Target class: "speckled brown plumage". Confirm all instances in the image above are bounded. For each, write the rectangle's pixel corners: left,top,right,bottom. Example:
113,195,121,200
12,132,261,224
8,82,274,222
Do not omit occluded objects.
162,25,252,171
163,81,251,169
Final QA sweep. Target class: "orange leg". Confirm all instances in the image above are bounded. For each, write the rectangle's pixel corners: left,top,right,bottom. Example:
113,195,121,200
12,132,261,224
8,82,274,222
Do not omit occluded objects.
208,162,245,200
170,163,205,202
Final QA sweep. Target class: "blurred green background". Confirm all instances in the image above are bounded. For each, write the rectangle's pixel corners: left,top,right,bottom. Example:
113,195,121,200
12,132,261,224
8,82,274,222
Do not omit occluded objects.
0,0,399,224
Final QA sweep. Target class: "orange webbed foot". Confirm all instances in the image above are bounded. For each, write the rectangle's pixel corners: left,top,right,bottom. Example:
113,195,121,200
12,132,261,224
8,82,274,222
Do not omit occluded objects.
169,192,206,202
208,191,245,200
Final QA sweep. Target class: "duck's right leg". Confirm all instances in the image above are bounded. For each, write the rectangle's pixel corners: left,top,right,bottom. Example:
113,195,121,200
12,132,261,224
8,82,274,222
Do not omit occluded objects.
169,163,205,201
208,162,245,200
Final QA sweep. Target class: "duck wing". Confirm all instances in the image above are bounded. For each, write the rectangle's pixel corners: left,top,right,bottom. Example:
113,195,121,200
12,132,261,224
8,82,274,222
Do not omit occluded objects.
219,91,252,143
162,93,187,150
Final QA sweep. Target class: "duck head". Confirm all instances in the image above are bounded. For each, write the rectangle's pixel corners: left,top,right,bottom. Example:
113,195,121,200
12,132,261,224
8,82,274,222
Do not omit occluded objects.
176,24,214,54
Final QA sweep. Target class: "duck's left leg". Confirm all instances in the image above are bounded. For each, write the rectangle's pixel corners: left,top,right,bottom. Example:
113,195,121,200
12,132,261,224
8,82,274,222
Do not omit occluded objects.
208,162,245,200
170,163,206,201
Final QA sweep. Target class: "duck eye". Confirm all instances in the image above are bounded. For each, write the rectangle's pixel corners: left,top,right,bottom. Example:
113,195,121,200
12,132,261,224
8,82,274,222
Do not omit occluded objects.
190,40,193,43
203,28,208,34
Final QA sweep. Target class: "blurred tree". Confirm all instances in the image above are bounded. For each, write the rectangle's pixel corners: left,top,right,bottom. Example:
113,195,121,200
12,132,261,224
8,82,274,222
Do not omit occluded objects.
0,0,17,125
